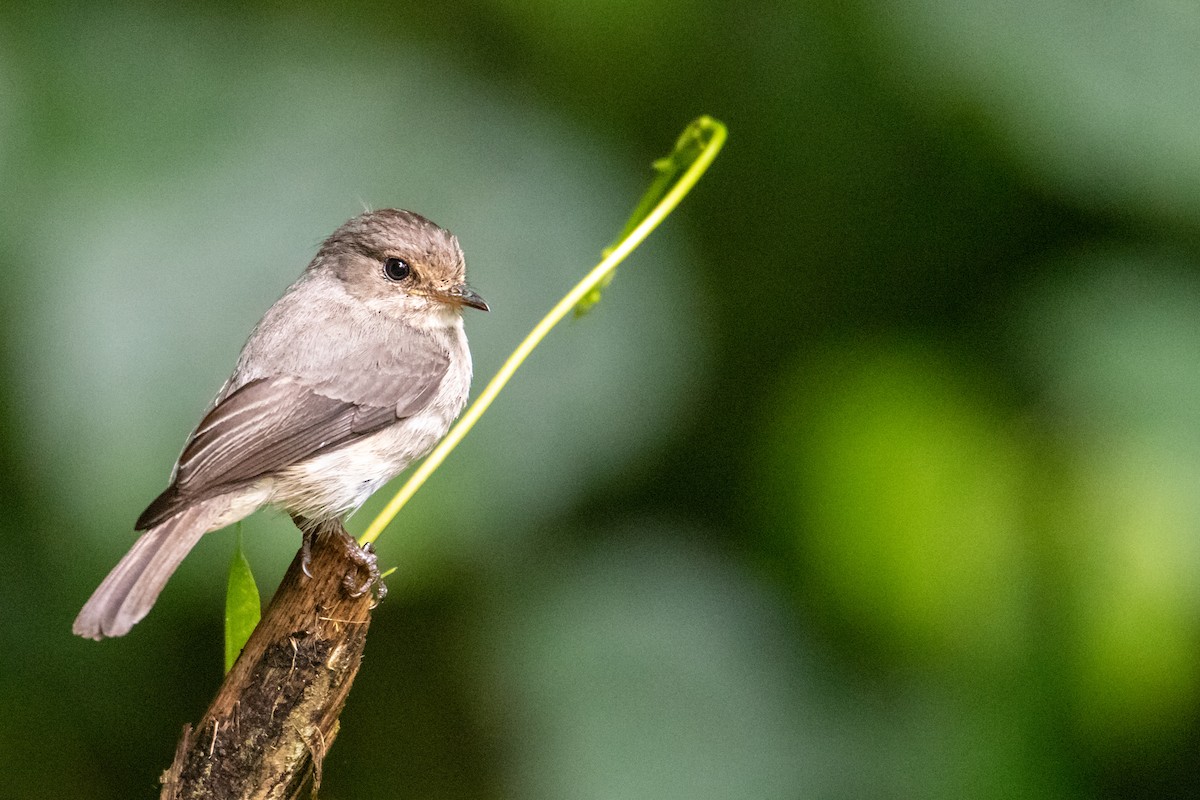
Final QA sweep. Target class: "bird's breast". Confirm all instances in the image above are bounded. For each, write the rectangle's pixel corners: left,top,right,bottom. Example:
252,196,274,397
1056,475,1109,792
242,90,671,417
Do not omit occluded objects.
270,322,472,520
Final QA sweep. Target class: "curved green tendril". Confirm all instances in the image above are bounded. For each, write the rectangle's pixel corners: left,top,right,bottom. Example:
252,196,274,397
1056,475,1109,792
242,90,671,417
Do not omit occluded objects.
359,116,727,546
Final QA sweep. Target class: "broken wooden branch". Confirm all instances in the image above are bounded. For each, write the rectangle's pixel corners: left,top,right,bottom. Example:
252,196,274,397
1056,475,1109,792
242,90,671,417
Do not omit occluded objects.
160,521,376,799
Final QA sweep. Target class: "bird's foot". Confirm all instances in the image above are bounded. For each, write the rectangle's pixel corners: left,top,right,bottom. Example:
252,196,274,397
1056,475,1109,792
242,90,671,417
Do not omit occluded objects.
341,539,388,607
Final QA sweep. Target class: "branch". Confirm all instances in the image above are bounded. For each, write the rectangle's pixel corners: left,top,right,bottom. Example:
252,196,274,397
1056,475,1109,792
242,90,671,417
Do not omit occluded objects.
160,522,375,799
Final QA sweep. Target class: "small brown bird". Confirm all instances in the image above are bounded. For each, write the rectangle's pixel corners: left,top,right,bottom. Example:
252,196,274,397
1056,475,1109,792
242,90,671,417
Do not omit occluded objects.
74,209,487,640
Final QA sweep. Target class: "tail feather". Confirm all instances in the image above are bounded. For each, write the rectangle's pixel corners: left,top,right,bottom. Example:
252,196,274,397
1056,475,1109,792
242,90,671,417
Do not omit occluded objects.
73,506,213,640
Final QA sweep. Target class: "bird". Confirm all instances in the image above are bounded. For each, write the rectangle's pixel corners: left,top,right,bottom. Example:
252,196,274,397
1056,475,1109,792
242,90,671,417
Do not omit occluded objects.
74,209,488,640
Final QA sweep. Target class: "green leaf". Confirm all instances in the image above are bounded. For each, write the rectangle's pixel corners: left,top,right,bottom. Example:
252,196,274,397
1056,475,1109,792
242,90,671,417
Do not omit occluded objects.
224,526,262,674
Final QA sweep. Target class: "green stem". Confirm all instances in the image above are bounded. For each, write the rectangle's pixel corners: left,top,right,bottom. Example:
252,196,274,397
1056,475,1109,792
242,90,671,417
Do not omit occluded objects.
359,116,727,546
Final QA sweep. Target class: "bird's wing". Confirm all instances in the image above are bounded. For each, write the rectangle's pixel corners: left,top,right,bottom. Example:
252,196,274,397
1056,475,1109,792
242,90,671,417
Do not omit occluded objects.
136,346,448,529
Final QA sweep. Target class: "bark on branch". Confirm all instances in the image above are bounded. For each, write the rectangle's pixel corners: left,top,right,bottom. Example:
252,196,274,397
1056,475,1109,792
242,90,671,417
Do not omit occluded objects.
160,521,376,799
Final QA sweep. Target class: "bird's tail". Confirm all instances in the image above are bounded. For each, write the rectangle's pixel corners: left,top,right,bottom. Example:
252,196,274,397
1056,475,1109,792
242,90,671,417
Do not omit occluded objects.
73,504,221,640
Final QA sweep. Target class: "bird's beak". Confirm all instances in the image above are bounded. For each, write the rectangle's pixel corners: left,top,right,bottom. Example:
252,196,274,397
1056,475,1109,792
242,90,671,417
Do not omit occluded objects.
436,283,490,312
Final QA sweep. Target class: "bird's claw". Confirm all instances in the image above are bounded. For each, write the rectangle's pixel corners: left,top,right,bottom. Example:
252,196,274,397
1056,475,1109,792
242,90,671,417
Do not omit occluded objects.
341,540,387,607
300,529,316,579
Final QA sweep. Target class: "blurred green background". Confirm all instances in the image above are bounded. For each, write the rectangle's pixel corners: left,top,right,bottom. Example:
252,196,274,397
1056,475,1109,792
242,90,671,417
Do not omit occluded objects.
2,0,1200,797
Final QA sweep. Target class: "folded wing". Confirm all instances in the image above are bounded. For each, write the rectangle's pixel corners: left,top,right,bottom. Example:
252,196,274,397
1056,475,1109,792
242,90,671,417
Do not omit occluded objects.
137,345,448,529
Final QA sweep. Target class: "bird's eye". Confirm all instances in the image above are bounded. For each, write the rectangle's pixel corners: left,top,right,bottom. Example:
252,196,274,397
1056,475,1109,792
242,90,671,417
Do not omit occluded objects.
383,257,411,281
